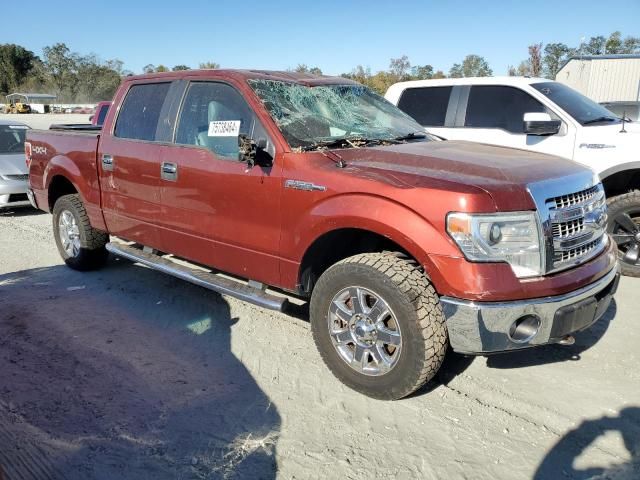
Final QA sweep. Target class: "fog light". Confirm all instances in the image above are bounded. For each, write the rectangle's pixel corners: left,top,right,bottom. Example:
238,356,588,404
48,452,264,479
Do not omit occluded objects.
509,315,541,343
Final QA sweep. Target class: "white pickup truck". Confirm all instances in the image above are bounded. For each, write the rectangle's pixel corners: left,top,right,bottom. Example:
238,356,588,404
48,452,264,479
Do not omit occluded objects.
386,77,640,276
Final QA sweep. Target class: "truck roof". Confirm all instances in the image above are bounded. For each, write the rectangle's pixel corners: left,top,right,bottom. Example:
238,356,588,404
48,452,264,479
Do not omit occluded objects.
125,69,358,87
385,76,553,100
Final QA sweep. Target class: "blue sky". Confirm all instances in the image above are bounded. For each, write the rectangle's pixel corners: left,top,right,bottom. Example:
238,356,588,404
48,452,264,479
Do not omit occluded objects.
8,0,639,76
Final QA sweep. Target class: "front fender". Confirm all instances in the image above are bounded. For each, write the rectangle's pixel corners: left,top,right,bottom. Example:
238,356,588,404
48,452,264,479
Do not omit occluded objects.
282,193,462,288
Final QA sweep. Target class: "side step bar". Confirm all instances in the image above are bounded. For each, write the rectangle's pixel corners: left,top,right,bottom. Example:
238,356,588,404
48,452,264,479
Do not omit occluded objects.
106,242,288,312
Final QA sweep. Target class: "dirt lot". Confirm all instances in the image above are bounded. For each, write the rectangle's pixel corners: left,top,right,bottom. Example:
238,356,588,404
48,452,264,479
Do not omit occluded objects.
1,115,639,479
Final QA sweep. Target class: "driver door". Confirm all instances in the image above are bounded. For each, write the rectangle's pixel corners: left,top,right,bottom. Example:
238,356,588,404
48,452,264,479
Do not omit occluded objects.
455,85,576,159
158,81,283,284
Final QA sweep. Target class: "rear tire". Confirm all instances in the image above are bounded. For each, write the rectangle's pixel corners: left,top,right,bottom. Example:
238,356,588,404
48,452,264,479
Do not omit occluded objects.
310,252,448,400
607,191,640,277
52,194,108,271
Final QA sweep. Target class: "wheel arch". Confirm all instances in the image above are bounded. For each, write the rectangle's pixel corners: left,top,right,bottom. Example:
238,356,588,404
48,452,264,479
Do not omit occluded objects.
297,228,416,295
291,194,458,295
47,175,79,212
600,163,640,198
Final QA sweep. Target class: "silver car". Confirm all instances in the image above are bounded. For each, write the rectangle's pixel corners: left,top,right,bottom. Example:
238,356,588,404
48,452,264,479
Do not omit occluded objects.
0,119,31,210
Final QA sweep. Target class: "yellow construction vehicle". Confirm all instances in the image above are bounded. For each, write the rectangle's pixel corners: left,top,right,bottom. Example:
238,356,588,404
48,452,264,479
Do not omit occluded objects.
4,94,32,114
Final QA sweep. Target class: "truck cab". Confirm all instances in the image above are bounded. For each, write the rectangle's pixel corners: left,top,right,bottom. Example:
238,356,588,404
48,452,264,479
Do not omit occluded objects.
386,77,640,276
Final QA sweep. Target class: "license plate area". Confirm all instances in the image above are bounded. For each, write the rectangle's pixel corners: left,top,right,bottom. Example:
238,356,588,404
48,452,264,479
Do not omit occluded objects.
549,272,619,339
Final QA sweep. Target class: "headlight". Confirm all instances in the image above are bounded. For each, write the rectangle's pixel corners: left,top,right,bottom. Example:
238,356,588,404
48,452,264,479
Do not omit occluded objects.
446,212,543,278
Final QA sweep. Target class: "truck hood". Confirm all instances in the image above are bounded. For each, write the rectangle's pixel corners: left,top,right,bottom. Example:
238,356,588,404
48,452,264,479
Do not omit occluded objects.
0,153,28,175
339,140,588,211
338,140,592,211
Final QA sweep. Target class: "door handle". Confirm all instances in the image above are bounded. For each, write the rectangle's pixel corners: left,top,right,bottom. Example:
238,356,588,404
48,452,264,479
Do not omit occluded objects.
161,162,178,181
102,154,114,171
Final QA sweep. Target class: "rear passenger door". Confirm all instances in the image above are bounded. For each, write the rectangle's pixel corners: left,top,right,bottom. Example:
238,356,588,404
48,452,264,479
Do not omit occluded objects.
457,85,575,158
158,80,282,284
98,81,176,249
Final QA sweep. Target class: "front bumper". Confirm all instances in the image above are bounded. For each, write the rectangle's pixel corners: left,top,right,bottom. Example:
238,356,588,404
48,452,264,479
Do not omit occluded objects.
0,178,31,209
440,264,620,354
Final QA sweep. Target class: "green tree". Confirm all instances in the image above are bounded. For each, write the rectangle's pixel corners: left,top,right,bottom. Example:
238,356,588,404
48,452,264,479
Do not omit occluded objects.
584,35,607,55
605,31,640,54
411,64,434,80
172,64,190,71
293,64,323,75
341,65,371,85
543,42,570,78
199,61,220,69
42,43,79,99
449,55,492,78
155,64,169,72
0,44,37,95
76,54,122,102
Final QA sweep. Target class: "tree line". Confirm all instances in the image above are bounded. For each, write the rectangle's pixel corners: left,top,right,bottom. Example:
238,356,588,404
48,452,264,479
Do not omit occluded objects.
1,31,639,102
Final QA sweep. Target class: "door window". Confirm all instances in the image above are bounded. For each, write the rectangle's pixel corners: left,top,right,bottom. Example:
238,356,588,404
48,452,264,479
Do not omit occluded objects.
114,82,171,141
175,82,262,159
465,86,548,133
397,86,452,127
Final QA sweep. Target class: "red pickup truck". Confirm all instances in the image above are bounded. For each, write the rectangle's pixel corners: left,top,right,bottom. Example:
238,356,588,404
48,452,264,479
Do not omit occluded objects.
25,70,619,399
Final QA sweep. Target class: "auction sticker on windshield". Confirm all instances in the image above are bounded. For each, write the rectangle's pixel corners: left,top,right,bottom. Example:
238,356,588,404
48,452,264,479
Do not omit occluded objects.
208,120,241,137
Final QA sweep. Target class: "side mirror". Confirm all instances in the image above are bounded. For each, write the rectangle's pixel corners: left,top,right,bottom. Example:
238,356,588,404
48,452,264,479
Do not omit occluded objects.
238,134,272,168
523,112,561,136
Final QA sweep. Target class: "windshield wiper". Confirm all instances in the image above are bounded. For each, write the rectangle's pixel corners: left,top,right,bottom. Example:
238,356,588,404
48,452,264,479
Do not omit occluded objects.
300,136,400,152
394,132,428,141
583,116,619,125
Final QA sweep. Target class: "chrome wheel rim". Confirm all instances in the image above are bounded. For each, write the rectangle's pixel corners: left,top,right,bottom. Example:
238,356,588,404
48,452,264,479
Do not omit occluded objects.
58,210,81,258
327,286,402,376
610,209,640,267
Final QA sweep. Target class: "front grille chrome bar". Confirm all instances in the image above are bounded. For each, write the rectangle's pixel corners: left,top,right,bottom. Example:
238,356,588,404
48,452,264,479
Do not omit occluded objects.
528,172,608,275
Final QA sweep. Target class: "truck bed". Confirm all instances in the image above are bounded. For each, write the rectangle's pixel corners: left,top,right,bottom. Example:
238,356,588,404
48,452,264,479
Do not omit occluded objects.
26,128,104,229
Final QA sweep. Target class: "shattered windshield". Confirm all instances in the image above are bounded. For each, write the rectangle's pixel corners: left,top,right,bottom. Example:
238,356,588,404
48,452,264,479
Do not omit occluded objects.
248,79,432,149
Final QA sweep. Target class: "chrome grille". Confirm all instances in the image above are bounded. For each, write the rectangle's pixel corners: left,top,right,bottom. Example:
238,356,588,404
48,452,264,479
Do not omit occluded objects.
547,184,607,272
554,239,600,263
551,218,584,238
527,172,608,275
550,185,599,209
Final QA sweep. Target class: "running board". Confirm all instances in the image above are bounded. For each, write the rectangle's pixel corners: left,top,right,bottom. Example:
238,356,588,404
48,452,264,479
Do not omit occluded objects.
106,242,288,312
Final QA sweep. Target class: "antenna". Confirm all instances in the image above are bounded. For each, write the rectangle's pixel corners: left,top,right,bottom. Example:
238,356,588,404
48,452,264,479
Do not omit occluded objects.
620,111,627,133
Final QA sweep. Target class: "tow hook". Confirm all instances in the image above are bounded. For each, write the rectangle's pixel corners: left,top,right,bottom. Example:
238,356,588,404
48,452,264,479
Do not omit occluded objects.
557,335,576,346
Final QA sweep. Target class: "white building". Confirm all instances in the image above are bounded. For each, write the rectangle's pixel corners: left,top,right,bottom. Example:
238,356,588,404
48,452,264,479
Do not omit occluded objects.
555,54,640,102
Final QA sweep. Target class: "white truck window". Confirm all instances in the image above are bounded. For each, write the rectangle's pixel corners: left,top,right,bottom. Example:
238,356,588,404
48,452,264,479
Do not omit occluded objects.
465,86,547,133
397,86,452,127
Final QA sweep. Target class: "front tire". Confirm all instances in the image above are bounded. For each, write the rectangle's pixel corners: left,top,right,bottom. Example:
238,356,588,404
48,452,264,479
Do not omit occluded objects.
607,191,640,277
310,252,448,400
52,194,108,271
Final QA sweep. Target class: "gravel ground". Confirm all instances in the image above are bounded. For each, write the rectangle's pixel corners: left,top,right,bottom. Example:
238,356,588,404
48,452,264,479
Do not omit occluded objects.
0,115,639,479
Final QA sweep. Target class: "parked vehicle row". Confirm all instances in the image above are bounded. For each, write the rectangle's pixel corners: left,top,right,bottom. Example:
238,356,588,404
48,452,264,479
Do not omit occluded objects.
385,76,640,276
24,69,619,399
